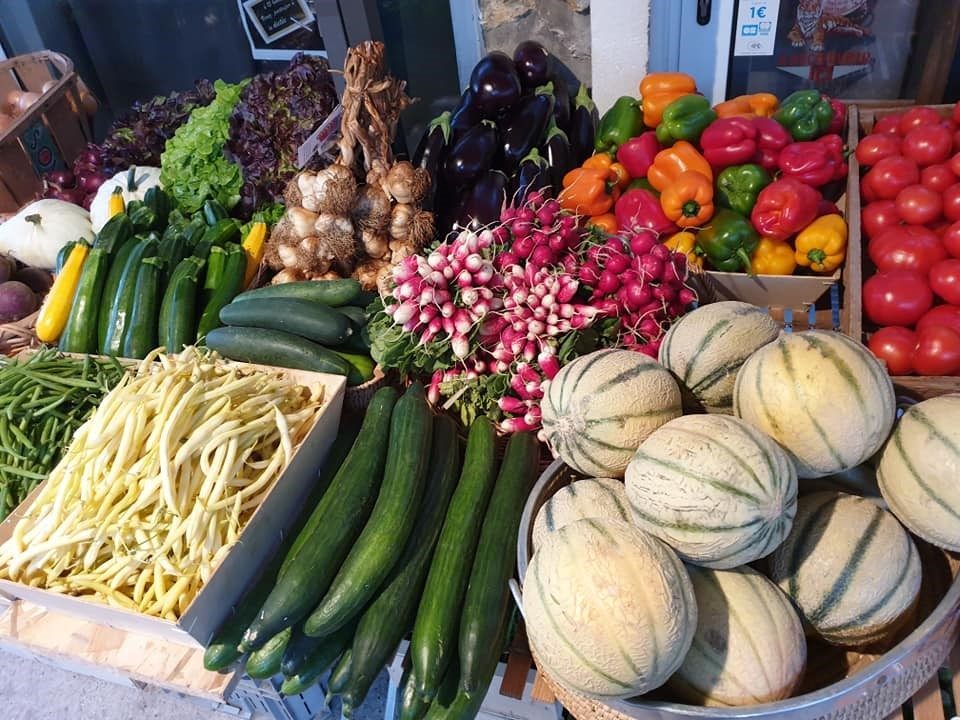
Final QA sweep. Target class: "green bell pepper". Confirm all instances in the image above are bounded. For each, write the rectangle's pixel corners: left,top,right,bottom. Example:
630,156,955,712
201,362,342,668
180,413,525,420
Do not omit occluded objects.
715,164,772,217
774,90,834,141
695,209,760,273
627,177,659,195
655,95,716,146
594,96,644,154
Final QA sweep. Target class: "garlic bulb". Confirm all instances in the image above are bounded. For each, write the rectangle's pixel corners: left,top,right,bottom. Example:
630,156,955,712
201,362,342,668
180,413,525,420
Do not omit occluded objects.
272,268,307,284
309,163,358,215
362,229,390,259
288,207,320,237
389,203,414,240
407,209,436,249
383,161,430,205
315,213,355,237
352,184,392,232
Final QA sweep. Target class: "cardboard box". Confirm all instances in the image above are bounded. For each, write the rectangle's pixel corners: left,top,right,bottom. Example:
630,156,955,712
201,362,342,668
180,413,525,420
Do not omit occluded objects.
0,361,346,648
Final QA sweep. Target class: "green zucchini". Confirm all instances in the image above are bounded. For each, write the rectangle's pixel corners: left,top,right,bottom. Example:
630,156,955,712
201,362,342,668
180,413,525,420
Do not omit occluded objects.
157,225,187,286
126,201,156,233
58,246,111,354
193,219,241,261
341,415,461,712
245,626,293,679
101,238,158,356
119,256,164,359
94,212,133,252
55,241,78,274
398,664,432,720
280,621,356,695
205,326,352,377
159,257,203,354
304,383,434,638
410,417,497,700
196,245,245,341
459,432,538,693
326,648,353,701
232,279,361,307
219,298,353,347
203,198,230,225
240,388,397,652
96,240,137,351
143,186,171,230
336,305,368,328
329,350,375,387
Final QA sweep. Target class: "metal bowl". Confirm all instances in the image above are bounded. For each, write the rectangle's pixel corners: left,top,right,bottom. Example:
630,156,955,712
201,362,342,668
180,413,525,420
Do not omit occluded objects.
513,458,960,720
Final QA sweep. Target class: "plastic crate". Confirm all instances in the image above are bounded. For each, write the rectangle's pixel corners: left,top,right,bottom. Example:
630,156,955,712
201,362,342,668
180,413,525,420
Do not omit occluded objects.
230,673,331,720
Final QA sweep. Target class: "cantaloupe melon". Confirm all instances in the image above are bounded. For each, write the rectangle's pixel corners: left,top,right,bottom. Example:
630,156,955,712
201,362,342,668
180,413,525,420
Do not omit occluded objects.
624,414,797,568
540,349,682,478
878,394,960,551
659,301,780,414
768,491,921,647
532,478,629,551
524,518,697,698
669,565,806,707
733,330,896,479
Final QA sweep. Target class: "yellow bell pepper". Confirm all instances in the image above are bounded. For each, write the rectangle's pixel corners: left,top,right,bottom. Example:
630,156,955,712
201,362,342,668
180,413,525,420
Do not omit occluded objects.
108,188,125,218
752,237,796,275
242,221,267,288
36,241,90,342
663,231,702,268
795,214,847,274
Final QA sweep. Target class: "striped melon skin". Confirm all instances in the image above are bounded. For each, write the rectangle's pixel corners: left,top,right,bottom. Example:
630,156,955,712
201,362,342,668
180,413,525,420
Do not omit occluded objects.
878,394,960,551
669,566,806,707
541,349,682,478
768,491,921,648
624,415,797,569
532,478,630,551
659,301,780,414
733,330,896,479
524,518,697,698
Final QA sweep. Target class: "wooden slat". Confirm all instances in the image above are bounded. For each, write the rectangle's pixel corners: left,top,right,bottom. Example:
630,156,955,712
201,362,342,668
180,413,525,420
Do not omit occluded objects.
530,671,556,705
844,104,863,342
911,673,947,720
0,140,40,206
911,1,960,104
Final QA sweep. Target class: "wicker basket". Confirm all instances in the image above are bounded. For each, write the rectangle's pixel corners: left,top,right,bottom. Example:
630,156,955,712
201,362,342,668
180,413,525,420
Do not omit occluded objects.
342,364,391,416
0,310,41,357
514,458,960,720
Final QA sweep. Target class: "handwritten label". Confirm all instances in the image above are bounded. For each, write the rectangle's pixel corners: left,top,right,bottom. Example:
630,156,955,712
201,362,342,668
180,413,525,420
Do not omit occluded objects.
243,0,313,44
733,0,780,57
297,104,344,169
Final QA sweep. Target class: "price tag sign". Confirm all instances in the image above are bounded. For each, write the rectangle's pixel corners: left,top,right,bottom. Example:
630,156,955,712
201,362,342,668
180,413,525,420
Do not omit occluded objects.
297,104,343,168
733,0,780,57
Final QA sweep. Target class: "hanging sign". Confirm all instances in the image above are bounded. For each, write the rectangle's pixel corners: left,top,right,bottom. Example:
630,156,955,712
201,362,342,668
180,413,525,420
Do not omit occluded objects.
238,0,327,61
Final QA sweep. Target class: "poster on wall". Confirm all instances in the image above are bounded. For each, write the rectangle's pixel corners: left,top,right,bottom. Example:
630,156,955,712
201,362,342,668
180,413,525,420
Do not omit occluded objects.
730,0,920,99
238,0,327,61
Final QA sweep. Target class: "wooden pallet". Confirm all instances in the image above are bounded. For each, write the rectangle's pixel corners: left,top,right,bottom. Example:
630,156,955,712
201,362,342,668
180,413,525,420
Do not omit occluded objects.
889,641,960,720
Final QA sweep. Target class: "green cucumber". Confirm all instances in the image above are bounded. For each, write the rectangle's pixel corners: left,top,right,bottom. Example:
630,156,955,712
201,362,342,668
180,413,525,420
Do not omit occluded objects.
219,298,353,347
347,290,377,308
58,246,111,353
459,432,538,693
101,238,158,356
304,383,434,638
232,279,361,307
205,326,353,377
326,648,353,701
240,388,397,652
336,305,368,328
119,256,164,359
411,417,497,700
341,414,461,712
159,257,203,354
421,659,463,720
398,664,432,720
280,621,356,695
196,245,245,341
245,626,293,679
339,328,372,355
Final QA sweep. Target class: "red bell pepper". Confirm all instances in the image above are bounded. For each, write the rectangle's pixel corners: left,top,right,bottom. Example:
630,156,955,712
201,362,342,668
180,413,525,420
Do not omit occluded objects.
616,132,660,179
615,188,677,237
817,198,841,217
817,133,848,181
750,177,821,241
778,134,847,187
825,96,846,136
752,117,792,171
699,117,757,168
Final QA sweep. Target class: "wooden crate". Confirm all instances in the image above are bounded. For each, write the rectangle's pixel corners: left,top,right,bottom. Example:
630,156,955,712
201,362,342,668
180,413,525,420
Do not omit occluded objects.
849,103,960,399
0,51,96,213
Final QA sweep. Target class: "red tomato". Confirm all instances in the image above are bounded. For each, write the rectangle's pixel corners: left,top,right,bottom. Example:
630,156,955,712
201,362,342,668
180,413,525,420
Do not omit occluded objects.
899,107,944,135
868,156,920,200
930,220,951,236
861,200,901,239
943,184,960,222
874,113,904,135
855,134,902,167
867,326,916,375
895,185,942,225
863,270,934,326
913,325,960,375
929,259,960,304
917,304,960,336
860,174,880,203
949,152,960,177
921,163,956,193
868,225,945,274
953,129,960,153
901,125,954,166
943,220,960,258
952,102,960,125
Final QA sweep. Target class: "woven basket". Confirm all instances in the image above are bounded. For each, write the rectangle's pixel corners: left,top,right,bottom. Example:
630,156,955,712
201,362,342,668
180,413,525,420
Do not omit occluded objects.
342,365,390,416
0,311,41,357
515,459,960,720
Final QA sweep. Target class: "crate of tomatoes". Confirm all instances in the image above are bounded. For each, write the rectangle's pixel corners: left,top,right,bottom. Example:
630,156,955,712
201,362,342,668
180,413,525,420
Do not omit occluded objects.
853,103,960,394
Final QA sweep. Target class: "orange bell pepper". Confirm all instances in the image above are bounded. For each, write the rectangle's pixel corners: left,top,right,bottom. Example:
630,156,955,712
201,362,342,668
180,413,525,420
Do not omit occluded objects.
581,153,631,189
639,72,697,128
647,141,713,193
714,93,779,119
660,171,715,227
559,167,619,216
586,213,618,234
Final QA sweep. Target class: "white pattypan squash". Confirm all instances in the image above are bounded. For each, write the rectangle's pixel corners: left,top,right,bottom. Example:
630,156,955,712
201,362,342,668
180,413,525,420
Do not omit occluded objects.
0,199,94,270
90,166,162,231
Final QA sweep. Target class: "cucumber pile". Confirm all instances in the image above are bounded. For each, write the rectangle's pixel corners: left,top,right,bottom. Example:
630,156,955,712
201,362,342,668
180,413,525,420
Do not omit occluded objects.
206,278,376,386
202,384,539,720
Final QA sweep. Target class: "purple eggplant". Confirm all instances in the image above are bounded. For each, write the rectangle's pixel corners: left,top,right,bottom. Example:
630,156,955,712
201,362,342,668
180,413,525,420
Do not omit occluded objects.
450,89,483,142
413,111,452,168
513,41,553,90
543,119,573,195
550,73,572,135
568,84,599,166
457,169,509,231
511,148,552,206
469,52,522,117
499,82,555,174
444,120,499,187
